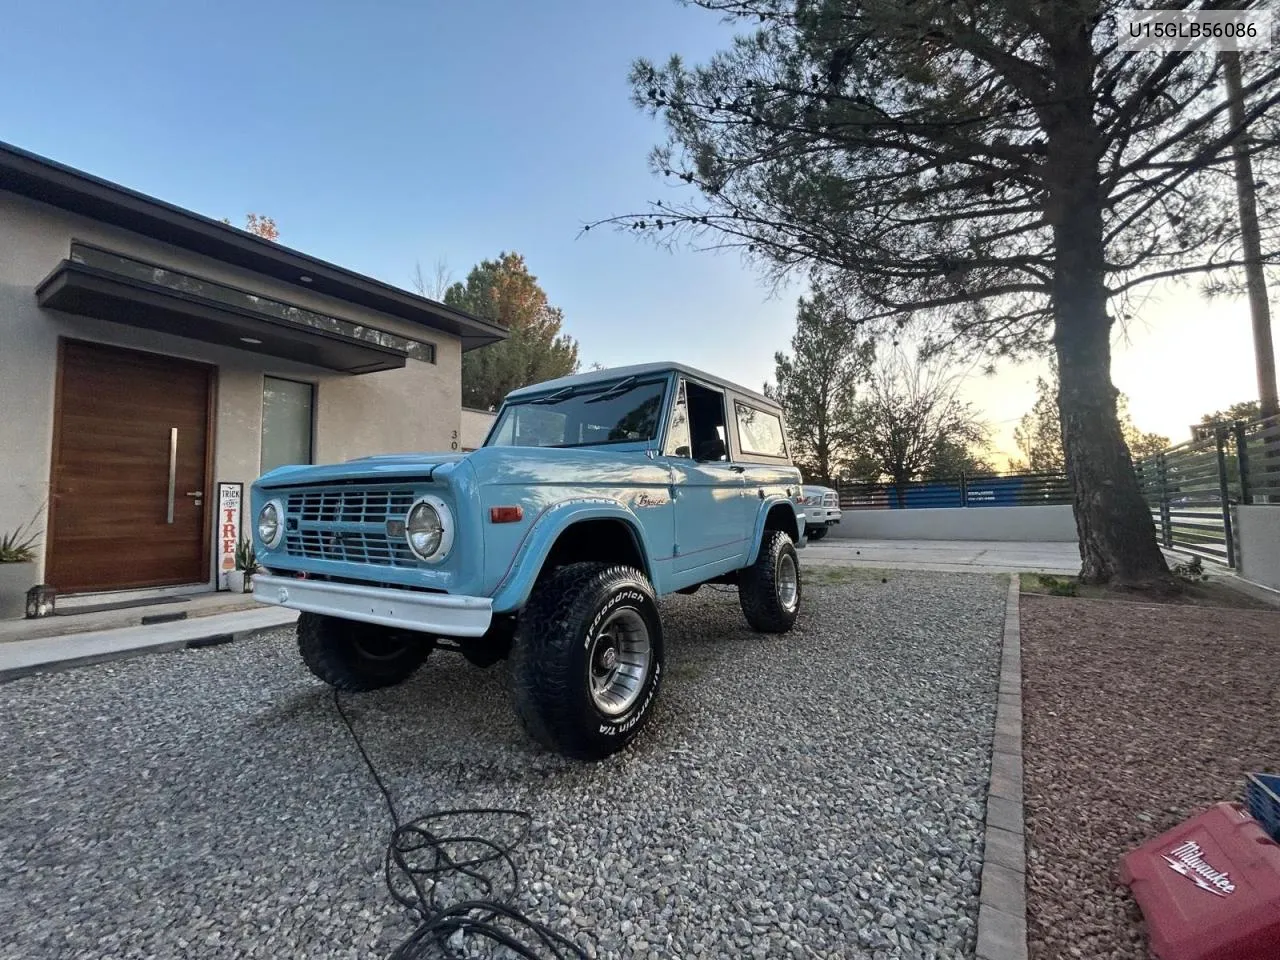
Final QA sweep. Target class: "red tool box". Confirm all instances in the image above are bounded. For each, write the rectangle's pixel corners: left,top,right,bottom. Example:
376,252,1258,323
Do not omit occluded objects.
1119,802,1280,960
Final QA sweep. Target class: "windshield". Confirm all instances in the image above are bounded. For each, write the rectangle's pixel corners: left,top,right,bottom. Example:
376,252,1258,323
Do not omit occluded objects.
486,378,668,449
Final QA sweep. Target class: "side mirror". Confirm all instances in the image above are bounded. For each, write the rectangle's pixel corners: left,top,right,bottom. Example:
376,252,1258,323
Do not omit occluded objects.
695,438,727,461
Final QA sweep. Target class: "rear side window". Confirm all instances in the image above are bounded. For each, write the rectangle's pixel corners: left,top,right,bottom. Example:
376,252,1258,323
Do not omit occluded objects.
734,401,787,458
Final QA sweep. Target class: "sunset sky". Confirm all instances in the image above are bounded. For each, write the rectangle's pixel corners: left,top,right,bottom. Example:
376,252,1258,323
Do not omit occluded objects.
0,0,1270,467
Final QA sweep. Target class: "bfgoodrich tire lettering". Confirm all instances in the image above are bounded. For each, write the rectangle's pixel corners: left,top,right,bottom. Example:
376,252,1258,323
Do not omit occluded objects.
296,612,430,691
739,530,801,633
511,563,664,761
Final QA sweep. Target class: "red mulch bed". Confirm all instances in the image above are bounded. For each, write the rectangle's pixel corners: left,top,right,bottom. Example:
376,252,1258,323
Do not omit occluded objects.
1021,594,1280,960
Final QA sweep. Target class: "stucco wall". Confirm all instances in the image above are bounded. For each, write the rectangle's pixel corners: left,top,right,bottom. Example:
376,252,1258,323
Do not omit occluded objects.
461,407,496,450
0,191,463,585
828,504,1079,542
1236,506,1280,592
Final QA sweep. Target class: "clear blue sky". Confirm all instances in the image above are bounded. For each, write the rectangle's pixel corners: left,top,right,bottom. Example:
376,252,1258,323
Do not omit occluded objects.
1,0,1263,459
0,0,797,389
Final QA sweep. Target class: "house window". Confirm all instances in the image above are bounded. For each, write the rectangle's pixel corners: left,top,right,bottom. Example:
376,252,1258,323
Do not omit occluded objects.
734,400,788,458
261,377,315,473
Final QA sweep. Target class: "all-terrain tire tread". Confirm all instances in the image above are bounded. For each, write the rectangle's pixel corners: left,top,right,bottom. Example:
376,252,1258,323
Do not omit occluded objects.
738,530,800,634
510,562,660,760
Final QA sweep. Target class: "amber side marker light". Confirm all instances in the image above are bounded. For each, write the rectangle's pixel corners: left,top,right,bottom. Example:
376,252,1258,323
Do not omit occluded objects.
490,506,524,523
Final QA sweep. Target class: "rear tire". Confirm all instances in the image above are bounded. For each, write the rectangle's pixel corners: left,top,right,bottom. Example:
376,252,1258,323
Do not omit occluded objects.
807,525,829,541
511,563,664,761
739,530,801,633
297,613,430,691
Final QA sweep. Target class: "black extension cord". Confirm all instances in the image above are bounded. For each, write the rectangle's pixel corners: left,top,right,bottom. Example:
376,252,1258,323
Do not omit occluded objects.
331,690,591,960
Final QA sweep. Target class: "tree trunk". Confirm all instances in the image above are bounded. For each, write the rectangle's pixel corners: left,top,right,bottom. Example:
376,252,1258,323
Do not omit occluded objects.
1046,58,1174,589
1223,51,1279,418
816,422,831,485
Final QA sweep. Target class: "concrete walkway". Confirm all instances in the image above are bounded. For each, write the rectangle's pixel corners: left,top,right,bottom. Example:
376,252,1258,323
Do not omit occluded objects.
0,590,265,644
805,538,1082,575
0,606,297,682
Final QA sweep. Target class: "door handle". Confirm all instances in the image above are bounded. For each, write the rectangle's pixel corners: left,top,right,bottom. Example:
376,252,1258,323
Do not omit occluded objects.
166,428,178,524
185,491,203,497
729,465,746,474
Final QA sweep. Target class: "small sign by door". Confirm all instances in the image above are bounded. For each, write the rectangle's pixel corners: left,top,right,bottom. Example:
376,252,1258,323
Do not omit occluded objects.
217,483,242,590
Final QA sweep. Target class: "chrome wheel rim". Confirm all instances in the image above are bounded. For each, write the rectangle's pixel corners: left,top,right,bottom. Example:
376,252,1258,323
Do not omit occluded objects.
588,607,651,716
777,554,799,612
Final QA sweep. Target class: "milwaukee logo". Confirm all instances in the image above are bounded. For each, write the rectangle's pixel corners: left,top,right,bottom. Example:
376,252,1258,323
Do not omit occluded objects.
1161,840,1236,897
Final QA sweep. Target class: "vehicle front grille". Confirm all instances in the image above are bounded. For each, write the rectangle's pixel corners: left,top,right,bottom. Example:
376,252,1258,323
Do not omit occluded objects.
282,486,420,567
287,488,416,523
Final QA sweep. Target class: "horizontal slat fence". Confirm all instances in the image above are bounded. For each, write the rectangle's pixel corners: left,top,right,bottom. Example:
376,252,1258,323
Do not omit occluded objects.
1134,413,1280,568
838,472,1071,510
832,414,1278,570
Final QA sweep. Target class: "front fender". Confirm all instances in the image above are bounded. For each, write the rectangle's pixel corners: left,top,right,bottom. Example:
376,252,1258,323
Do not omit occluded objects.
746,497,805,566
488,498,656,613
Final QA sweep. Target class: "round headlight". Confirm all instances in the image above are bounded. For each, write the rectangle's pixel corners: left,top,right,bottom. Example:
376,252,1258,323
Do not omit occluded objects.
406,500,445,560
257,501,282,547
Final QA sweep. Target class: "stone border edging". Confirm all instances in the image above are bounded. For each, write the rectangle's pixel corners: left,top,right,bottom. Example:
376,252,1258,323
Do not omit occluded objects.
976,575,1029,960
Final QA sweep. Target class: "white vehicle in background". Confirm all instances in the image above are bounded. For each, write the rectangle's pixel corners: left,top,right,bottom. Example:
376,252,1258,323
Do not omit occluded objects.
801,485,841,540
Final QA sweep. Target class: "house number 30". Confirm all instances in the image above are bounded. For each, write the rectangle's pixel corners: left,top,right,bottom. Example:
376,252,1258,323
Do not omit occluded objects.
451,429,458,451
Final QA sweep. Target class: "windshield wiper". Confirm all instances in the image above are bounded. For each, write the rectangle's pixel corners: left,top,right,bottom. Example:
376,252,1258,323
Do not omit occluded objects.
530,386,579,405
584,376,639,404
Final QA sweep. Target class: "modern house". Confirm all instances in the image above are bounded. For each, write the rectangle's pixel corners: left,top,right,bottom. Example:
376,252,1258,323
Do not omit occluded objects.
0,142,506,600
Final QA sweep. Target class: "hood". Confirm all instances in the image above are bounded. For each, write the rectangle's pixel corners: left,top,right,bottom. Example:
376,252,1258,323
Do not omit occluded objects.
255,451,468,487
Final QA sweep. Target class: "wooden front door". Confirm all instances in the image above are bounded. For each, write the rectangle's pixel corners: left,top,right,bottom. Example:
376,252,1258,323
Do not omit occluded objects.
47,340,214,593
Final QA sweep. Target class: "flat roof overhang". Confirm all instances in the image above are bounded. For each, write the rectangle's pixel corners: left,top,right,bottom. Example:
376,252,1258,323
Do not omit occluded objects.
37,259,408,374
0,140,508,351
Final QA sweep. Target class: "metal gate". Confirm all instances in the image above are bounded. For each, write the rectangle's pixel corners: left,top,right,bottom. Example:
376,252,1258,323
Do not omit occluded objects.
1134,415,1280,568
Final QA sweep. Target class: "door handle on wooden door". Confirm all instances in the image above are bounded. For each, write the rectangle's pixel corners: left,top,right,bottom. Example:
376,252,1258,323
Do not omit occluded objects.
166,428,178,524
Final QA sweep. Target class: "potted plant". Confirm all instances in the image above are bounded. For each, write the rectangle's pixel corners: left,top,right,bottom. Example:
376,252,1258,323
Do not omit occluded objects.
230,536,259,594
0,517,40,620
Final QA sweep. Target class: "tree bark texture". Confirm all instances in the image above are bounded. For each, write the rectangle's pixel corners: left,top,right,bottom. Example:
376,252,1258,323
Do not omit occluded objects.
1047,41,1174,588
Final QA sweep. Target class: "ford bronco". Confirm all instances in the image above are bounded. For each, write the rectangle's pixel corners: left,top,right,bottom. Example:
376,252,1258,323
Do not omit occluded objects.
250,362,806,759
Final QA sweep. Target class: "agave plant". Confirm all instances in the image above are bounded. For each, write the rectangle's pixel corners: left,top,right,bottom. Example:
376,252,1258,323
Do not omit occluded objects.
234,536,258,574
0,521,39,564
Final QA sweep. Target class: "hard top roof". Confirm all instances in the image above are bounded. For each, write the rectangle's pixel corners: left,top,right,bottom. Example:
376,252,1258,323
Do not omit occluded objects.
503,361,780,410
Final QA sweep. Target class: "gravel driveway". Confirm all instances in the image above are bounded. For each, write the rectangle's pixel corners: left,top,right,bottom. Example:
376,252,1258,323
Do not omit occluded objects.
0,570,1005,960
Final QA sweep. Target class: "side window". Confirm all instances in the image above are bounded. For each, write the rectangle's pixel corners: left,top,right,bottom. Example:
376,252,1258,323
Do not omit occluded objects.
664,380,693,458
687,381,729,461
734,401,787,458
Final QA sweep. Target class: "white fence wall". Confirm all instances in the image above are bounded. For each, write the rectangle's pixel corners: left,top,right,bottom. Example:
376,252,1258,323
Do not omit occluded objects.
1236,506,1280,592
828,505,1079,542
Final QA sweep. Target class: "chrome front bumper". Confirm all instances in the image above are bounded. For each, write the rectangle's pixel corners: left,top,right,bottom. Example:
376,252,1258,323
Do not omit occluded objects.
252,574,493,637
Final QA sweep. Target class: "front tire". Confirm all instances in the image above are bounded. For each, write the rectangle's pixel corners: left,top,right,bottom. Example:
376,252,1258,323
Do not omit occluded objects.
297,613,430,691
807,525,829,541
739,530,801,633
511,563,664,761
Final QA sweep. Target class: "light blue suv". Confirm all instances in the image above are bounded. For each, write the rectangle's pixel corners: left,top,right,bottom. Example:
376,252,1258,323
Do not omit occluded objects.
250,362,805,759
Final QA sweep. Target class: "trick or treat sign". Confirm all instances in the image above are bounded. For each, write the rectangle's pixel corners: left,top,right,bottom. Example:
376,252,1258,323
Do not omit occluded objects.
217,482,242,588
